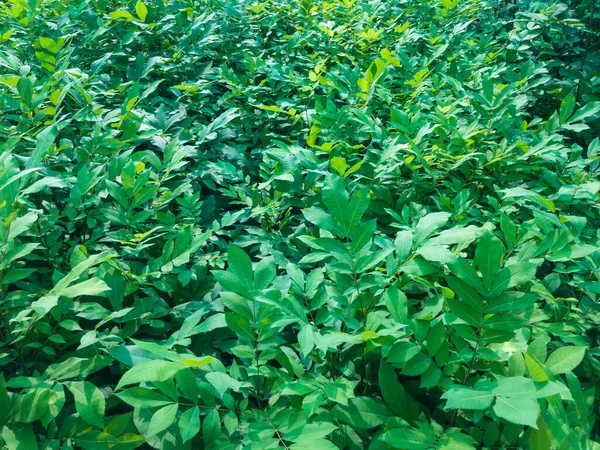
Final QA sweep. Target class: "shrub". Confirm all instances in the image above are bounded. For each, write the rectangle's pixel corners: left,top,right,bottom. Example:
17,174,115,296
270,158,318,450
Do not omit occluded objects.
0,0,599,449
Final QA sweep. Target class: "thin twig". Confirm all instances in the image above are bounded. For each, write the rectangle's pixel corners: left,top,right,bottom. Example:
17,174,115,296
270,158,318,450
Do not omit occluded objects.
450,326,482,427
264,413,289,450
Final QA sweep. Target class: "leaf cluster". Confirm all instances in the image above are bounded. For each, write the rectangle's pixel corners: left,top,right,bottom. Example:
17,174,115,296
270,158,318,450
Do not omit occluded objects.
0,0,599,449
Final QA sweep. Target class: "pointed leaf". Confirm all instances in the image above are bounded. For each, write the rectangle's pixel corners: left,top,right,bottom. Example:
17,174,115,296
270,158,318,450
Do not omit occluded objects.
493,397,539,428
227,245,253,288
148,403,178,435
413,212,451,246
322,176,349,235
545,346,586,375
345,188,369,234
474,231,503,290
67,381,105,427
179,407,200,443
442,387,494,410
116,360,187,390
394,230,413,263
380,428,435,450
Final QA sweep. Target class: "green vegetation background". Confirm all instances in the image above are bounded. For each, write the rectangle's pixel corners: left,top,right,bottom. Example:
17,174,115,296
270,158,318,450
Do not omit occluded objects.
0,0,599,448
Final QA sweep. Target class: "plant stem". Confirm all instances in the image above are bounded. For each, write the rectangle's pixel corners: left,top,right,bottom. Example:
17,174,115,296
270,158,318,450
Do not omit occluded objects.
450,326,482,427
264,413,289,450
252,296,262,408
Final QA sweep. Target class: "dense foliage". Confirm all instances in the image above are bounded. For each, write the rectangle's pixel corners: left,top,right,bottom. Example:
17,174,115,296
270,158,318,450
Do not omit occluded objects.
1,0,600,448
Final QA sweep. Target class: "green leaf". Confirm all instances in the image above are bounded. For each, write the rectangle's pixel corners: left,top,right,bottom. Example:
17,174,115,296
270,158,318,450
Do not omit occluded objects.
508,351,526,377
474,231,503,290
302,207,346,237
442,387,494,410
227,244,253,288
401,352,431,376
10,389,54,423
290,440,339,450
487,262,538,296
116,360,188,390
330,156,348,175
446,276,483,313
224,312,254,341
413,212,451,246
6,212,37,241
428,225,480,246
148,403,178,435
214,270,252,298
30,294,59,317
44,356,111,381
300,236,350,260
67,381,105,426
345,188,369,234
302,391,324,417
104,269,126,310
28,126,58,173
179,407,200,443
32,252,111,316
205,372,241,397
426,320,446,356
106,180,129,208
135,0,148,21
380,428,436,450
547,244,599,262
448,260,485,295
378,363,416,420
131,184,157,208
1,424,38,450
447,297,481,327
117,387,174,409
284,422,337,442
346,160,364,177
524,353,550,382
493,397,539,428
298,325,315,357
334,397,391,430
111,9,136,20
437,430,476,450
530,416,552,450
176,369,199,403
130,339,189,363
559,92,575,124
484,313,527,331
545,346,587,375
387,340,421,364
202,409,220,446
394,230,413,263
254,256,276,290
120,160,136,194
416,245,457,264
17,77,33,108
492,377,568,399
568,101,600,123
322,176,349,235
0,374,9,425
487,292,537,313
60,277,110,298
384,287,408,325
2,243,39,268
528,338,548,364
351,219,376,253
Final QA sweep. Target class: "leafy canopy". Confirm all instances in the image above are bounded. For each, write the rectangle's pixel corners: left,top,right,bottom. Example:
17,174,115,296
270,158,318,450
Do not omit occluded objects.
0,0,599,449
